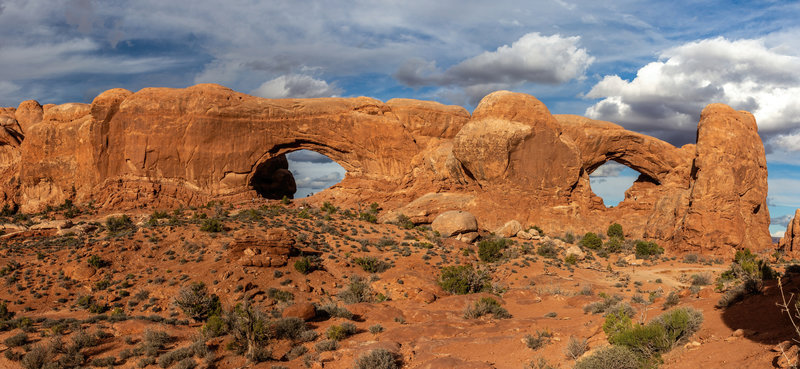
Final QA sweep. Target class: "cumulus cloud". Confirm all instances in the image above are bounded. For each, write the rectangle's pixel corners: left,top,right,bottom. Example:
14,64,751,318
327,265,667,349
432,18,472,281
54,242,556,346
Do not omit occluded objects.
252,74,341,99
772,230,786,238
772,214,795,228
589,161,627,177
585,37,800,147
295,171,343,189
395,32,594,104
286,150,334,164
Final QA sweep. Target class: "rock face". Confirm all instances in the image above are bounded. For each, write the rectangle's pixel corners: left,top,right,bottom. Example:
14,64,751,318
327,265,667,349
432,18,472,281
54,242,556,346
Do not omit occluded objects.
779,209,800,255
0,85,774,256
231,228,295,267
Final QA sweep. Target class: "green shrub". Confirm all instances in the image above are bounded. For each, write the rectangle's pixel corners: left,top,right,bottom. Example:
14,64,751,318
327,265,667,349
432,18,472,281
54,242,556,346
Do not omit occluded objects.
690,274,711,286
317,302,353,319
438,265,490,295
649,307,703,348
353,256,391,273
609,307,702,358
603,237,623,254
21,345,51,369
662,291,680,310
294,256,322,274
464,297,511,319
634,241,663,259
607,223,624,239
580,232,602,250
272,317,308,341
200,218,224,232
478,238,512,263
174,282,221,322
326,323,356,341
574,345,640,369
106,214,134,235
202,315,228,338
564,254,578,265
4,332,28,347
353,348,398,369
602,306,633,339
537,241,559,259
338,275,373,304
87,255,107,269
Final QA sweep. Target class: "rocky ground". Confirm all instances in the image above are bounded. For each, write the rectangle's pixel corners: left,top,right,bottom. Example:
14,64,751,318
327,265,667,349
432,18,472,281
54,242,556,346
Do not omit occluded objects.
0,198,797,369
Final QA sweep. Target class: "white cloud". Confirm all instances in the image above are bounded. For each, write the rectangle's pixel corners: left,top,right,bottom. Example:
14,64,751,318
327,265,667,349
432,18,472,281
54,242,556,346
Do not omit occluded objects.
772,131,800,152
395,32,594,104
589,161,626,177
585,37,800,147
772,230,785,238
252,74,341,99
0,38,180,80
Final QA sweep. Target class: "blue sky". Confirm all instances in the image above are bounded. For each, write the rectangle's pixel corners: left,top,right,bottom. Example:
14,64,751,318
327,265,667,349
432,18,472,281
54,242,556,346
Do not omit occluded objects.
1,0,798,235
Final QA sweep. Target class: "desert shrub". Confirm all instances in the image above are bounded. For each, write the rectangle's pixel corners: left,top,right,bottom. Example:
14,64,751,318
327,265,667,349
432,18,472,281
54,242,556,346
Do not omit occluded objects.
175,358,197,369
683,254,699,263
267,288,294,302
174,282,221,322
272,317,307,341
564,336,588,360
464,297,511,319
690,274,711,286
321,201,338,214
286,344,308,360
200,218,224,232
0,301,14,320
353,348,398,369
294,255,322,274
602,306,634,339
202,315,228,337
607,223,624,239
106,214,135,235
537,241,559,259
158,347,194,368
574,345,640,369
478,238,513,263
603,237,623,254
564,254,578,265
5,332,28,347
143,329,172,352
610,307,702,358
438,265,490,295
354,256,391,273
662,291,680,310
369,324,384,334
91,356,117,367
717,248,775,289
580,232,602,250
634,241,663,259
317,302,353,319
716,278,761,308
326,323,356,341
21,345,51,369
524,329,552,350
226,300,271,361
583,293,624,315
87,255,108,269
315,339,338,352
649,307,703,348
338,275,373,304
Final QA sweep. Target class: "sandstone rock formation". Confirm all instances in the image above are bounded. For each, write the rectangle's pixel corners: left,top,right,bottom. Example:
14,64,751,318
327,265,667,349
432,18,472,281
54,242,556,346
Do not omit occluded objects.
0,85,774,255
779,209,800,255
231,227,295,267
431,210,478,238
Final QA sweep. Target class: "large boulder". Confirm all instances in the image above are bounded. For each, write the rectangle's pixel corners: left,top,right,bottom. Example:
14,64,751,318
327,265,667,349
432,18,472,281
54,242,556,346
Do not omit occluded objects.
780,209,800,256
431,210,478,238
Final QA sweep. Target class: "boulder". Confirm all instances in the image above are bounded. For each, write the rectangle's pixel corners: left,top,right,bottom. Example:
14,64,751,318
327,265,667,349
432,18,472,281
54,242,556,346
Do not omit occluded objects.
565,245,585,260
495,220,522,238
282,302,316,321
431,210,478,238
231,228,294,267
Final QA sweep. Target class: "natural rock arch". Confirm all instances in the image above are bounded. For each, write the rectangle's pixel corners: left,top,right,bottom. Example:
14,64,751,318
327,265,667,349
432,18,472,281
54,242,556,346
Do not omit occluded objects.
0,86,772,256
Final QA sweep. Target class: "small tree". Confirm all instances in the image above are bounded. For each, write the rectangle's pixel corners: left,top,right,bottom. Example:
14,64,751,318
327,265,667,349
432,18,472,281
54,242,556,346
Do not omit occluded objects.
607,223,624,239
174,282,221,322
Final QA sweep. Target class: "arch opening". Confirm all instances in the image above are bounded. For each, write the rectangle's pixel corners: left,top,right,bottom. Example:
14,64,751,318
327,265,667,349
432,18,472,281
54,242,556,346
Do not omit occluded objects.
589,160,655,208
249,149,346,199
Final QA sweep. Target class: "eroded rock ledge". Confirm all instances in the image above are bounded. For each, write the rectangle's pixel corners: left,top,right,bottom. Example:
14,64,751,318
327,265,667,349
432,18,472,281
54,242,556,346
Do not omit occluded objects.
0,85,772,255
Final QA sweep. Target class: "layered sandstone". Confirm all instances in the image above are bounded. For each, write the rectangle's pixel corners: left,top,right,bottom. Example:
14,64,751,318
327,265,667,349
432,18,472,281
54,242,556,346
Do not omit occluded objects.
0,85,774,255
779,209,800,255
